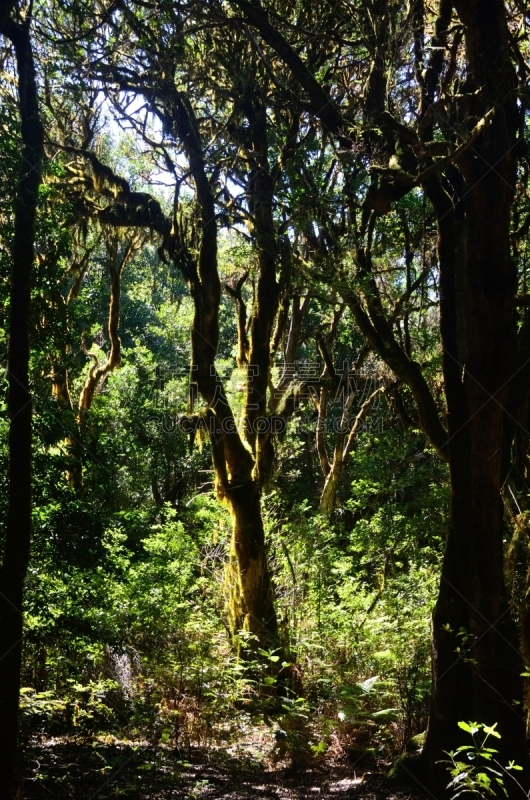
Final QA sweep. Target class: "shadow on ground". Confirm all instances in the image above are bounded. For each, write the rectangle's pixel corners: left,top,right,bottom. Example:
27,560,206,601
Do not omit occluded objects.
21,736,428,799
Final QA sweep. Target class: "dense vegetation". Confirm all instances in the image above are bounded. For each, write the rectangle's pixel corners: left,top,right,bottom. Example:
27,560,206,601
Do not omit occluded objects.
1,0,530,798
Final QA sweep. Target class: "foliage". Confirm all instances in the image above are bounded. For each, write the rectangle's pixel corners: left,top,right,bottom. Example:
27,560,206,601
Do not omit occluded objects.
442,723,525,800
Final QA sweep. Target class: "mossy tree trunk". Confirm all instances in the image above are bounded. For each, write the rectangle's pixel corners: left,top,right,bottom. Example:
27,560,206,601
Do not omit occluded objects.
225,480,279,648
167,86,285,653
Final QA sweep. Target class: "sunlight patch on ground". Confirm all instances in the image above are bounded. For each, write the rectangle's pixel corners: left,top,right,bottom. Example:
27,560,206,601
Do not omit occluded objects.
329,777,363,791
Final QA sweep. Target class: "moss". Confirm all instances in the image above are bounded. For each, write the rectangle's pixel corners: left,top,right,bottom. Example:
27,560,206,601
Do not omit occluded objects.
406,730,426,752
385,750,427,789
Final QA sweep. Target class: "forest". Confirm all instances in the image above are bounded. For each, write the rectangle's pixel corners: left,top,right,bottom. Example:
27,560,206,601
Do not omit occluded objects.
2,0,530,798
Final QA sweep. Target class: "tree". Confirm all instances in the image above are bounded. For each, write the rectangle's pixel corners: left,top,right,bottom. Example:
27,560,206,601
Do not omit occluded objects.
0,1,44,794
38,21,285,650
227,0,530,787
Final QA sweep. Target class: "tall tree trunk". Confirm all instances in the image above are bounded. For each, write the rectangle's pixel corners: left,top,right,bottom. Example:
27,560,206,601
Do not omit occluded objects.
230,98,281,648
169,88,280,652
0,11,43,796
49,241,97,490
422,1,527,789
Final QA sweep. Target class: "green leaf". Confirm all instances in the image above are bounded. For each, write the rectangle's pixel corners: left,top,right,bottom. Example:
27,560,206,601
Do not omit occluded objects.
483,724,501,739
458,721,480,735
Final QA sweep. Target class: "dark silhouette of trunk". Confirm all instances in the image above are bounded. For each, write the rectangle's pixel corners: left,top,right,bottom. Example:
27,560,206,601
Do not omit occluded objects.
421,1,527,790
223,271,249,367
0,9,43,797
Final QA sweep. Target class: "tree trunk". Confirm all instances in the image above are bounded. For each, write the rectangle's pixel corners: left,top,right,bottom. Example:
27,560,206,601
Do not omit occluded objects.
51,366,83,490
168,89,282,653
225,480,279,650
424,432,526,789
0,12,43,797
421,1,527,789
320,472,340,515
318,383,383,515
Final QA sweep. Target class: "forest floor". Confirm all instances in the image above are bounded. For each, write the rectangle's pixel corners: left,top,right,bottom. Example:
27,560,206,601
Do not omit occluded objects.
20,733,427,800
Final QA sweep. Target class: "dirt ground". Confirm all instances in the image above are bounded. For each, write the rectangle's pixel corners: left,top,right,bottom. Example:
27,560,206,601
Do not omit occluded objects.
20,735,427,800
